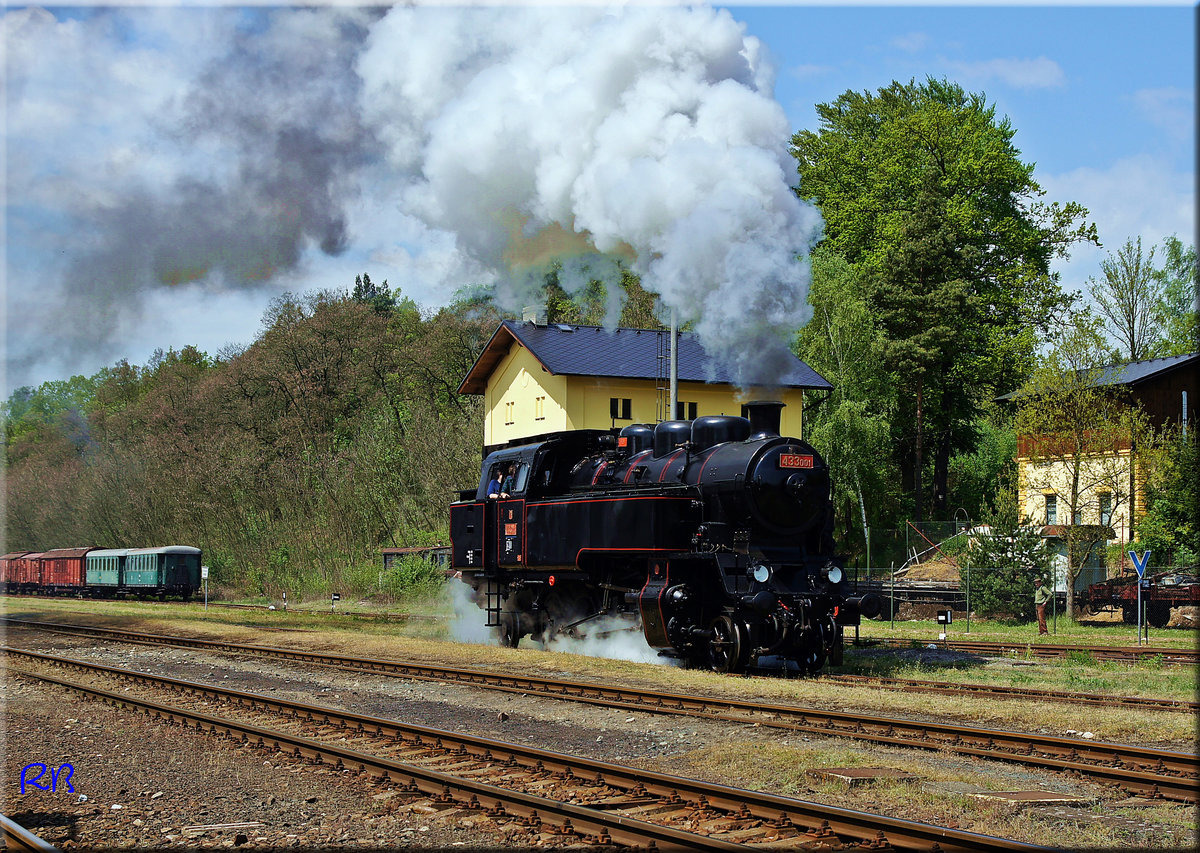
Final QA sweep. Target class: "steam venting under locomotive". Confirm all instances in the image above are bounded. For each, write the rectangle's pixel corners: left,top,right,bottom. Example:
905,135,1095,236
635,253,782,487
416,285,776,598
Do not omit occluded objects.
450,401,879,673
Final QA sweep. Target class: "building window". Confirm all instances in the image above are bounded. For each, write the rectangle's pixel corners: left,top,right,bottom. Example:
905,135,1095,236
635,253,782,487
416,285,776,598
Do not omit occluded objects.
1099,493,1112,527
1073,507,1082,525
610,397,632,421
1045,494,1057,525
504,401,515,425
535,396,545,421
676,401,698,420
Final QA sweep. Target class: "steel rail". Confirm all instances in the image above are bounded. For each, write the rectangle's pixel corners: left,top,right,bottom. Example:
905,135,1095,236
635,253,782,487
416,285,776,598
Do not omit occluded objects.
5,647,1046,853
7,665,751,852
848,636,1198,665
0,815,59,853
6,618,1197,802
822,674,1200,712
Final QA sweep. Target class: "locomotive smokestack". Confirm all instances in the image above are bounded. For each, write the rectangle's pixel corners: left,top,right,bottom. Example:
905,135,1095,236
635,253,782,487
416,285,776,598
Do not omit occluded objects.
745,400,784,437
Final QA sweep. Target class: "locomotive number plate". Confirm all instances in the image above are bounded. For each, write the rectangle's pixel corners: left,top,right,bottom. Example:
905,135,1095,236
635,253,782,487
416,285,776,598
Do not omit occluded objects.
505,524,518,536
779,453,814,469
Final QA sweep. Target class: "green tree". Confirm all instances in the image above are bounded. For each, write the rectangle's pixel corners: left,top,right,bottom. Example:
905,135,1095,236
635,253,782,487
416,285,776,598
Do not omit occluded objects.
1015,314,1155,615
872,185,982,521
541,263,665,329
792,77,1097,519
1155,236,1198,357
796,247,900,554
964,523,1055,620
947,413,1018,523
1133,429,1199,568
1088,237,1163,361
352,273,397,316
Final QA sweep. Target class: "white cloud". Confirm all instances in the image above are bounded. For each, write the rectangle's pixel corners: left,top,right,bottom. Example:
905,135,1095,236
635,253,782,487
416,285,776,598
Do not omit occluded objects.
943,56,1065,90
891,31,930,53
1042,154,1195,297
788,62,834,81
1130,86,1195,145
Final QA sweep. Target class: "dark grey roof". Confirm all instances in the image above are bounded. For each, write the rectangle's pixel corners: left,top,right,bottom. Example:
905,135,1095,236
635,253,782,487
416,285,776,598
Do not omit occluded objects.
995,351,1198,401
459,320,832,394
1092,352,1198,386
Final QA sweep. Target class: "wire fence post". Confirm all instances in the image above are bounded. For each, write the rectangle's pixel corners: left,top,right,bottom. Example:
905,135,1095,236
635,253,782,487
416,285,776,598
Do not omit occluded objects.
1052,563,1058,635
965,560,970,633
889,561,895,631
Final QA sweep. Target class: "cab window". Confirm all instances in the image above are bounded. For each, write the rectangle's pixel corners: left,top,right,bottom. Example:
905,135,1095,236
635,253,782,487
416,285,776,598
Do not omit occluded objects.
512,462,530,493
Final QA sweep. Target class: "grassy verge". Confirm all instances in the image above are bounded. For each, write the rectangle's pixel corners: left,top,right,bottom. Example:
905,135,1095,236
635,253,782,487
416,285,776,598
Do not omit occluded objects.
4,595,1195,744
6,595,1194,850
849,611,1198,649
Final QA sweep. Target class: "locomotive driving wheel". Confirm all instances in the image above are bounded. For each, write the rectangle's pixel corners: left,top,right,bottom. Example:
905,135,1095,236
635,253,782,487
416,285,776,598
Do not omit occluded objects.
707,614,749,673
498,593,531,649
498,610,523,648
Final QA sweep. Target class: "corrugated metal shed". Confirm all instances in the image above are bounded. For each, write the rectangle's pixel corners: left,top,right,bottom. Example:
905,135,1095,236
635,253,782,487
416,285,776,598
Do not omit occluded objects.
459,320,832,394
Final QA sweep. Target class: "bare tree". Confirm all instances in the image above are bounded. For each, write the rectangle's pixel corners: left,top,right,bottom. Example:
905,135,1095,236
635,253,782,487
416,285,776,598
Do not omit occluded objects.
1089,237,1164,362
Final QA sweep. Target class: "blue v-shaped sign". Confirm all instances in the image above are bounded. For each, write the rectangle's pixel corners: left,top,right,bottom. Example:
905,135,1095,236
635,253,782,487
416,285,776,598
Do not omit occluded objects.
1128,550,1151,579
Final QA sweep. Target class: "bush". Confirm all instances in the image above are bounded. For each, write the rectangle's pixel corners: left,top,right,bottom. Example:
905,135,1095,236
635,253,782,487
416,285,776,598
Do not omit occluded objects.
964,525,1055,620
381,554,445,601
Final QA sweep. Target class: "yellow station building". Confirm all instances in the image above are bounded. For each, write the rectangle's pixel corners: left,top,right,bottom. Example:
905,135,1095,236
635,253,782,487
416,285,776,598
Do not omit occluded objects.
458,320,833,452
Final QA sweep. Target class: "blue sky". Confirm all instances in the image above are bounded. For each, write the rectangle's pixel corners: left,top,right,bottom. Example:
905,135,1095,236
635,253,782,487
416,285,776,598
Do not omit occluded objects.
732,4,1195,271
3,3,1195,396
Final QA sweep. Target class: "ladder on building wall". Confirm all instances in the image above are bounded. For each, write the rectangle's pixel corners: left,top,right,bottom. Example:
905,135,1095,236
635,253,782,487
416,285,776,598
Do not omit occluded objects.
655,329,668,422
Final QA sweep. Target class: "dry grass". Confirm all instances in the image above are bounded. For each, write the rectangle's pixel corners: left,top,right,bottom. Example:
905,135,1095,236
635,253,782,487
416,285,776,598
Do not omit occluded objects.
677,740,1196,848
853,612,1199,650
6,595,1196,850
4,595,1196,748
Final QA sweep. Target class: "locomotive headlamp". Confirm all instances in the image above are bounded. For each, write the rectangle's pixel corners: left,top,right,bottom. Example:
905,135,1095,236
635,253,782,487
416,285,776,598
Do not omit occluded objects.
749,564,772,584
825,565,844,584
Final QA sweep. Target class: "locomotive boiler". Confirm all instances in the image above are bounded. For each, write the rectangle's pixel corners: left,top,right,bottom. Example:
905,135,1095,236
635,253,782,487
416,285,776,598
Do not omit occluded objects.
450,401,877,673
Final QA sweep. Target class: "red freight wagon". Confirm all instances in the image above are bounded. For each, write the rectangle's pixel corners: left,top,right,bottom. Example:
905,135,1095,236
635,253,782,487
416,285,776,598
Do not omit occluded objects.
13,552,45,588
39,547,96,590
0,551,33,588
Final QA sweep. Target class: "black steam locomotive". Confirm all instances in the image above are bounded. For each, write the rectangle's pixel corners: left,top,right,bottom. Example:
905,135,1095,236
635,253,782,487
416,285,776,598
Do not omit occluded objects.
450,401,875,673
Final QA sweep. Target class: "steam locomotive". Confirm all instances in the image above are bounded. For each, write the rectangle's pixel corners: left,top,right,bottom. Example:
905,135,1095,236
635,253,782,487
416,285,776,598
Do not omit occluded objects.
450,401,877,673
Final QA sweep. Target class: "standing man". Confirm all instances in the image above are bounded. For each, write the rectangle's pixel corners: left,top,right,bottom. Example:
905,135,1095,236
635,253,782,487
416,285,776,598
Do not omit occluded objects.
1034,576,1052,635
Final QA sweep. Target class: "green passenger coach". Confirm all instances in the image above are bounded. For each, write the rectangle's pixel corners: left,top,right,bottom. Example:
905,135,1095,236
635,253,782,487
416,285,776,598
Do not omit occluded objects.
125,546,202,596
86,548,128,588
84,545,201,597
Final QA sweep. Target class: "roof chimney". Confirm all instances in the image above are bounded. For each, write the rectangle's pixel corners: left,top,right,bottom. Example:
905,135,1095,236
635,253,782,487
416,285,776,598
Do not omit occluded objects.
522,305,546,325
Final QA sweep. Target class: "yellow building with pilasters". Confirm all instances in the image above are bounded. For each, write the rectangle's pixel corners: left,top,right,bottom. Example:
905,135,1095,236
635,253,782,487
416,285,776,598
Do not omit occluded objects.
459,320,832,452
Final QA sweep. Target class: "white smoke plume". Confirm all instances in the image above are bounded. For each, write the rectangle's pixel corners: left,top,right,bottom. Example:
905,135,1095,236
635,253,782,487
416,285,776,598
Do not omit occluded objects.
540,613,679,667
447,577,493,645
446,575,677,667
359,4,822,387
5,4,821,390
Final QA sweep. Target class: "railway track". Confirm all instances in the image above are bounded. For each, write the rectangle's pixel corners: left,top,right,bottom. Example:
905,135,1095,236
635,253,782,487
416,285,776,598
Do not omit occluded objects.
4,647,1048,852
848,636,1198,665
822,674,1200,712
6,618,1197,803
0,815,59,852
